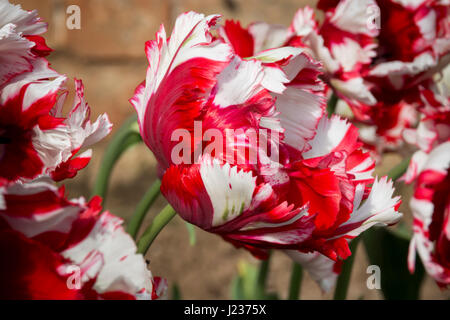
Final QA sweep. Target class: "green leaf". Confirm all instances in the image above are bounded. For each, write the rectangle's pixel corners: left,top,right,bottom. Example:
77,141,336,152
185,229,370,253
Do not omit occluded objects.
171,283,182,300
363,227,425,299
326,93,338,117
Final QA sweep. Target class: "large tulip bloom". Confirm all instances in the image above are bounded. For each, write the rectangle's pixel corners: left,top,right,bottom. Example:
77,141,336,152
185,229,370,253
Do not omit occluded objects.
357,0,450,150
132,11,402,263
0,179,166,299
275,0,449,153
402,70,449,288
219,0,380,114
406,142,450,288
0,0,111,185
0,0,163,300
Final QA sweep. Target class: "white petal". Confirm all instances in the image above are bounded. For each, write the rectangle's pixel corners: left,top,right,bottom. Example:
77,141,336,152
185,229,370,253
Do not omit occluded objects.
330,77,377,106
199,155,256,227
248,22,289,53
421,141,450,173
402,150,429,183
331,39,377,73
64,80,112,150
271,52,325,152
0,0,47,35
337,177,402,238
330,0,380,36
303,115,351,159
0,179,82,238
144,12,230,103
285,250,338,292
307,31,340,74
290,7,317,37
213,56,270,107
0,23,34,86
274,87,324,152
369,53,437,89
32,124,73,172
62,211,153,297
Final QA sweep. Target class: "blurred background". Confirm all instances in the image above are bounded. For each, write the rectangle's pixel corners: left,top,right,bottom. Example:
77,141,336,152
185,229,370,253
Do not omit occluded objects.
13,0,449,299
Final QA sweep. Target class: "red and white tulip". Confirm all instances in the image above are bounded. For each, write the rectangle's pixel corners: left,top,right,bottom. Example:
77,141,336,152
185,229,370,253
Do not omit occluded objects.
0,179,166,299
347,0,449,151
0,59,112,184
406,141,450,288
132,12,402,267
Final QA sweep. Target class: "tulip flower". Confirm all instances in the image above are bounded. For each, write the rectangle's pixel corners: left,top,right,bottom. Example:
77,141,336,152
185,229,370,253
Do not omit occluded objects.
406,141,450,288
0,179,166,299
0,59,112,183
132,11,402,263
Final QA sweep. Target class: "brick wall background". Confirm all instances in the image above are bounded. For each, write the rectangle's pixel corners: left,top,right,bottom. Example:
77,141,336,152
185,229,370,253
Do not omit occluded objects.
12,0,448,299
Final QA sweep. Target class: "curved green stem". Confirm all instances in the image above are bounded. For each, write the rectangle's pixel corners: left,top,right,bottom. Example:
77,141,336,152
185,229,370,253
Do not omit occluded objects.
137,204,177,254
92,115,141,202
327,93,338,117
288,263,303,300
388,156,411,181
126,179,161,239
185,222,197,246
333,237,360,300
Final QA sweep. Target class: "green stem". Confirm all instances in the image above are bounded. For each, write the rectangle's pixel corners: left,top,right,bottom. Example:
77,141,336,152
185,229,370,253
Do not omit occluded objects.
257,253,271,293
92,115,141,202
288,263,303,300
327,93,338,117
388,156,411,181
137,204,176,254
126,179,161,239
333,237,360,300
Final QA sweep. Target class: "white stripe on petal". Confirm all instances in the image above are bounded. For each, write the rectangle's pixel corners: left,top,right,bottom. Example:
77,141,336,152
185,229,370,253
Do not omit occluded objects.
0,179,82,238
0,0,47,35
331,39,377,73
142,12,230,108
290,6,317,37
199,156,256,227
422,141,450,173
248,22,289,53
32,125,73,172
337,177,402,238
330,0,380,36
274,87,324,152
62,211,153,297
330,77,377,106
0,23,34,86
303,115,351,159
349,157,375,182
213,56,268,107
